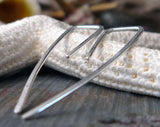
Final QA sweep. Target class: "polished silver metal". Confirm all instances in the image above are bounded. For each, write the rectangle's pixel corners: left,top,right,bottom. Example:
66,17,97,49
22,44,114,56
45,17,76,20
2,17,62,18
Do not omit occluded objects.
66,25,103,58
20,26,143,119
14,25,103,114
87,27,143,59
86,29,111,60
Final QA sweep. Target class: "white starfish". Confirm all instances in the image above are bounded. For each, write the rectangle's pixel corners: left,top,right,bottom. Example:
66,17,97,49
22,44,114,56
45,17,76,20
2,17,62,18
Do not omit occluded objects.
1,15,160,98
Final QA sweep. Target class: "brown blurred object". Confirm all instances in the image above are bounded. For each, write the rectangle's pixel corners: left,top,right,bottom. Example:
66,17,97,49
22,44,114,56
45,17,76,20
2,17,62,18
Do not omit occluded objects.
0,0,40,23
116,0,160,15
66,0,106,6
91,2,117,12
43,2,117,19
115,0,160,32
55,0,95,25
57,0,76,16
0,21,4,25
37,0,61,11
64,4,94,25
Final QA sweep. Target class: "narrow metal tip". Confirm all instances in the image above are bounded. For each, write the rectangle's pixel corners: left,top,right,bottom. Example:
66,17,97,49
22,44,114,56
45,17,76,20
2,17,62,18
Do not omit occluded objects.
85,56,90,61
66,54,70,58
22,111,35,120
22,113,29,120
14,107,22,114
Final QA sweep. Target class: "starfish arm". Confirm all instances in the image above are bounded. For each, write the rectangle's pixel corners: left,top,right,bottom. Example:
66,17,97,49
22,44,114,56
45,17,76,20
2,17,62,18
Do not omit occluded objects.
1,15,160,97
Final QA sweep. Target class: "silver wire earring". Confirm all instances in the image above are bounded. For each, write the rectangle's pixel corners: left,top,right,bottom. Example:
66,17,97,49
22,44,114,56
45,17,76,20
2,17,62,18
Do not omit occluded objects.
14,25,143,119
14,25,104,114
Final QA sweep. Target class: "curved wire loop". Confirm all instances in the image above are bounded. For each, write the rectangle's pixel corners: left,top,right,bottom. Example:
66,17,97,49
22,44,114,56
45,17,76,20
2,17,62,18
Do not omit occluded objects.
66,25,104,58
15,26,143,119
14,25,104,114
87,27,143,59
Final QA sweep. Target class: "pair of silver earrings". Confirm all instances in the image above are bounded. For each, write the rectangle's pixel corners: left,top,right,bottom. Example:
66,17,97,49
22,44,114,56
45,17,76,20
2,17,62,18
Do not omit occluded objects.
14,25,143,119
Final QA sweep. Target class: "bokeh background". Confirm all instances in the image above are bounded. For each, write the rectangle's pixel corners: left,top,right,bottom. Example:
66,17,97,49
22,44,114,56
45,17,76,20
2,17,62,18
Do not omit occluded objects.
0,0,160,32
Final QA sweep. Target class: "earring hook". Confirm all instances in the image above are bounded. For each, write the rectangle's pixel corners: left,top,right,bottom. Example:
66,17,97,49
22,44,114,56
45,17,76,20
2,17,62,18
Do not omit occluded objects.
14,25,103,114
20,26,143,119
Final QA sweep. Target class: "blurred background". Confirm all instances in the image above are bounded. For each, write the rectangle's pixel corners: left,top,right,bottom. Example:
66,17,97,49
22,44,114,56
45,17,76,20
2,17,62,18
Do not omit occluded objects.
0,0,160,32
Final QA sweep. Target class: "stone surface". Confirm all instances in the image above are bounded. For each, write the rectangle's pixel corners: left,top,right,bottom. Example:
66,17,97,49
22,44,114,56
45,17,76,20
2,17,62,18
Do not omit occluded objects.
0,65,160,127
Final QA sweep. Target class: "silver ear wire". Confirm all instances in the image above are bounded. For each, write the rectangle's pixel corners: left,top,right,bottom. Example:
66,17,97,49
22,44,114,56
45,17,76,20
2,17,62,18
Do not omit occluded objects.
66,25,103,58
86,29,112,60
14,26,74,114
14,25,103,114
19,26,143,120
87,27,144,60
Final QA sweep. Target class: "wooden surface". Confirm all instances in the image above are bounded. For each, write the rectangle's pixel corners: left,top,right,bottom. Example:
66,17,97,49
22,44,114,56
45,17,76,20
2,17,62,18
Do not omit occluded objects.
1,65,160,127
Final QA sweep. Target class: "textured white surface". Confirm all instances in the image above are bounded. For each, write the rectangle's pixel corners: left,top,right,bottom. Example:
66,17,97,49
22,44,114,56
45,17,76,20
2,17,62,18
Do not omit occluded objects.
1,15,160,97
